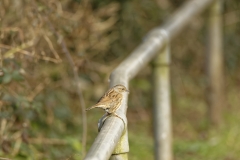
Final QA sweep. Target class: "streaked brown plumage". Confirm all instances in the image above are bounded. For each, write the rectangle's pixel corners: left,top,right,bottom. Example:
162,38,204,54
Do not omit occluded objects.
86,84,129,125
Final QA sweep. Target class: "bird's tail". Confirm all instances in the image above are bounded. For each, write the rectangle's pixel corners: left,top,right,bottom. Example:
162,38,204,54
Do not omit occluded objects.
85,106,96,111
85,104,104,111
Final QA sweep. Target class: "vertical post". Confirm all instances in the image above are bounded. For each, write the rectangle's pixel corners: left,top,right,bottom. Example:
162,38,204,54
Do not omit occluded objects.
0,51,3,77
109,128,129,160
153,44,172,160
207,0,224,125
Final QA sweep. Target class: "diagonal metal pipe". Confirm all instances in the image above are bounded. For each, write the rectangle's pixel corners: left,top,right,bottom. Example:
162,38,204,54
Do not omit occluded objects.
84,0,216,159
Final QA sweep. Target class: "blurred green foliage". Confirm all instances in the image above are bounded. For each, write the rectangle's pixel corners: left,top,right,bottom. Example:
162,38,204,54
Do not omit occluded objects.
0,0,239,159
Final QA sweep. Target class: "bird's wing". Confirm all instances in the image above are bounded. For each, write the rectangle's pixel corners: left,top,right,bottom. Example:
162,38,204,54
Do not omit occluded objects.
107,94,123,113
86,88,121,111
96,94,113,105
97,88,114,103
95,89,121,107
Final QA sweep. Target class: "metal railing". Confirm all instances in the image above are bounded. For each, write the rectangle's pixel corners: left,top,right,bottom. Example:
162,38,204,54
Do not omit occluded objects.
84,0,223,159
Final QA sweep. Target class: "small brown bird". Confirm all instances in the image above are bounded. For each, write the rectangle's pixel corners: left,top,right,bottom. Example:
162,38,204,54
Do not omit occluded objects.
86,84,129,125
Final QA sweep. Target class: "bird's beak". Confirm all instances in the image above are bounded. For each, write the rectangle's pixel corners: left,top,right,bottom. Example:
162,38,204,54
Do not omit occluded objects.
126,89,130,93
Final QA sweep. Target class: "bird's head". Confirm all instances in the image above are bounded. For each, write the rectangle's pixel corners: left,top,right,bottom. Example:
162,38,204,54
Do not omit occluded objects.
113,84,129,93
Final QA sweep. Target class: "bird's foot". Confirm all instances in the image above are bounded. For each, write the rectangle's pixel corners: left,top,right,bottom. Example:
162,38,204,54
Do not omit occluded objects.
98,112,127,132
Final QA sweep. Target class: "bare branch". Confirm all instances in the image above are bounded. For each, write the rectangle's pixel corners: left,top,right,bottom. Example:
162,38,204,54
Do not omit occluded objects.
45,17,87,158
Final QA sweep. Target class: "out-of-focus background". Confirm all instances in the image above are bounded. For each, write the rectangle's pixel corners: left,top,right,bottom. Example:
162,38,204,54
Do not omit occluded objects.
0,0,239,159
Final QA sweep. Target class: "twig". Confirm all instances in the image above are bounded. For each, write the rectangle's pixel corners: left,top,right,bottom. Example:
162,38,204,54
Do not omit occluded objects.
27,82,46,102
35,55,62,63
43,35,62,61
0,119,7,138
65,153,81,160
0,44,61,63
0,157,12,160
45,18,87,158
0,49,2,67
28,138,67,145
61,37,87,158
3,40,35,58
0,50,3,77
0,27,24,42
11,132,22,156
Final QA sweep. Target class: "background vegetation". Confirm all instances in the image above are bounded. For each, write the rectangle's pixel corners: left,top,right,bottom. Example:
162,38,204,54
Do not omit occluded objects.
0,0,239,159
